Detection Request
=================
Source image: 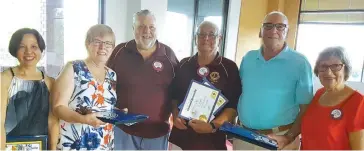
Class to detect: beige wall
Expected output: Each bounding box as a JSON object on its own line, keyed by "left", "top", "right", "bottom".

{"left": 235, "top": 0, "right": 300, "bottom": 66}
{"left": 284, "top": 0, "right": 300, "bottom": 48}
{"left": 235, "top": 0, "right": 267, "bottom": 67}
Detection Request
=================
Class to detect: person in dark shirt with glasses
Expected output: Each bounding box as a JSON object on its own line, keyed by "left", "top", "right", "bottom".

{"left": 168, "top": 21, "right": 242, "bottom": 150}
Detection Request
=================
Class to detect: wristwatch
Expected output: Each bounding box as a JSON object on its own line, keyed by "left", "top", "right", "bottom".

{"left": 210, "top": 123, "right": 217, "bottom": 133}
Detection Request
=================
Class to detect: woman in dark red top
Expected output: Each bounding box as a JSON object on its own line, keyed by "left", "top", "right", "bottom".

{"left": 169, "top": 21, "right": 242, "bottom": 150}
{"left": 301, "top": 46, "right": 364, "bottom": 150}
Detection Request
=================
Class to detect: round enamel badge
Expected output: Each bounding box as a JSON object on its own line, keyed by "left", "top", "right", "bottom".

{"left": 331, "top": 109, "right": 342, "bottom": 120}
{"left": 197, "top": 67, "right": 209, "bottom": 77}
{"left": 153, "top": 61, "right": 163, "bottom": 72}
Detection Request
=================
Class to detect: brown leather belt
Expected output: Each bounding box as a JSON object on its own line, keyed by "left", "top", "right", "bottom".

{"left": 243, "top": 123, "right": 293, "bottom": 135}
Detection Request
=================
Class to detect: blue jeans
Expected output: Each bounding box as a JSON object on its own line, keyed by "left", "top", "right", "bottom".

{"left": 114, "top": 127, "right": 169, "bottom": 150}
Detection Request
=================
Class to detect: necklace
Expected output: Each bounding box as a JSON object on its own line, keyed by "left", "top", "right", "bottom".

{"left": 87, "top": 59, "right": 106, "bottom": 84}
{"left": 89, "top": 59, "right": 105, "bottom": 68}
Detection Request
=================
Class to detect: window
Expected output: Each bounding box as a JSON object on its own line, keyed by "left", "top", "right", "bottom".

{"left": 296, "top": 0, "right": 364, "bottom": 82}
{"left": 64, "top": 0, "right": 100, "bottom": 63}
{"left": 0, "top": 0, "right": 46, "bottom": 69}
{"left": 163, "top": 9, "right": 194, "bottom": 61}
{"left": 193, "top": 0, "right": 228, "bottom": 54}
{"left": 164, "top": 0, "right": 229, "bottom": 60}
{"left": 296, "top": 24, "right": 364, "bottom": 82}
{"left": 0, "top": 0, "right": 101, "bottom": 75}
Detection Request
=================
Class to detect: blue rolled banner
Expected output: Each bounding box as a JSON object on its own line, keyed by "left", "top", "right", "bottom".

{"left": 96, "top": 109, "right": 149, "bottom": 125}
{"left": 219, "top": 122, "right": 278, "bottom": 150}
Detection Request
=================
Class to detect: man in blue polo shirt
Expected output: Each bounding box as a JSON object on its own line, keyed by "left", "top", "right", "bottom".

{"left": 234, "top": 11, "right": 313, "bottom": 150}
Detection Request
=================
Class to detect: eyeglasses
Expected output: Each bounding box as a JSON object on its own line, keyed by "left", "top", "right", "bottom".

{"left": 317, "top": 64, "right": 344, "bottom": 72}
{"left": 197, "top": 33, "right": 218, "bottom": 39}
{"left": 137, "top": 25, "right": 156, "bottom": 31}
{"left": 92, "top": 39, "right": 114, "bottom": 49}
{"left": 262, "top": 23, "right": 287, "bottom": 31}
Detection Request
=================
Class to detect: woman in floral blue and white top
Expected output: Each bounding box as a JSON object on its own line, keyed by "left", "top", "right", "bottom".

{"left": 52, "top": 24, "right": 118, "bottom": 150}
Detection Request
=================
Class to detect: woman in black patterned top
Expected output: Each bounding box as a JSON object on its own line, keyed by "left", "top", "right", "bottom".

{"left": 0, "top": 28, "right": 59, "bottom": 150}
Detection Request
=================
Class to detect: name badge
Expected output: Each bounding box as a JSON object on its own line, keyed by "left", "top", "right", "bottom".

{"left": 331, "top": 109, "right": 343, "bottom": 120}
{"left": 197, "top": 66, "right": 209, "bottom": 77}
{"left": 153, "top": 61, "right": 163, "bottom": 72}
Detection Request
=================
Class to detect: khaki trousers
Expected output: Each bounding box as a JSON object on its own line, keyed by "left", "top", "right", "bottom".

{"left": 233, "top": 128, "right": 300, "bottom": 150}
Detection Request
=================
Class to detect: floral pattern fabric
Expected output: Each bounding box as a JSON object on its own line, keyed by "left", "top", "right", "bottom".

{"left": 57, "top": 60, "right": 117, "bottom": 150}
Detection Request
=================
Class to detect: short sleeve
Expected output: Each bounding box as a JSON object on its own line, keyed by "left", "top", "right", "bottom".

{"left": 162, "top": 46, "right": 180, "bottom": 114}
{"left": 239, "top": 52, "right": 249, "bottom": 77}
{"left": 169, "top": 58, "right": 188, "bottom": 104}
{"left": 295, "top": 58, "right": 314, "bottom": 105}
{"left": 348, "top": 95, "right": 364, "bottom": 132}
{"left": 106, "top": 43, "right": 124, "bottom": 71}
{"left": 166, "top": 69, "right": 178, "bottom": 114}
{"left": 165, "top": 44, "right": 179, "bottom": 101}
{"left": 239, "top": 56, "right": 244, "bottom": 77}
{"left": 222, "top": 61, "right": 242, "bottom": 110}
{"left": 169, "top": 72, "right": 179, "bottom": 102}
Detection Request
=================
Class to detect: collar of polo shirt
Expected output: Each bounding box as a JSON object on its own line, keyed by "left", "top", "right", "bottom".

{"left": 187, "top": 52, "right": 223, "bottom": 65}
{"left": 257, "top": 43, "right": 289, "bottom": 60}
{"left": 124, "top": 39, "right": 167, "bottom": 57}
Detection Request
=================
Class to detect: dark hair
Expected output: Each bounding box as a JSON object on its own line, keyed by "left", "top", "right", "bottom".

{"left": 8, "top": 28, "right": 45, "bottom": 57}
{"left": 314, "top": 46, "right": 351, "bottom": 81}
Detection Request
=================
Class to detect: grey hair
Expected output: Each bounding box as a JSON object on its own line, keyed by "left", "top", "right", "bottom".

{"left": 314, "top": 46, "right": 352, "bottom": 81}
{"left": 196, "top": 21, "right": 220, "bottom": 35}
{"left": 85, "top": 24, "right": 115, "bottom": 47}
{"left": 133, "top": 9, "right": 156, "bottom": 26}
{"left": 263, "top": 11, "right": 289, "bottom": 27}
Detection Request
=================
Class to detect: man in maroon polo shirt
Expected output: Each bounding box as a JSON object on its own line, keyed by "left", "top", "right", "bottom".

{"left": 168, "top": 21, "right": 242, "bottom": 150}
{"left": 106, "top": 9, "right": 178, "bottom": 150}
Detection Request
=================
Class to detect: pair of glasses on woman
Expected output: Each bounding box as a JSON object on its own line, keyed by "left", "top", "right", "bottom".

{"left": 92, "top": 39, "right": 114, "bottom": 49}
{"left": 317, "top": 64, "right": 344, "bottom": 72}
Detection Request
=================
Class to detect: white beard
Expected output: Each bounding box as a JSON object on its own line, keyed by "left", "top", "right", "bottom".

{"left": 141, "top": 39, "right": 156, "bottom": 49}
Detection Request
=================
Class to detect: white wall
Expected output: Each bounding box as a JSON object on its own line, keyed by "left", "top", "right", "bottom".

{"left": 104, "top": 0, "right": 168, "bottom": 44}
{"left": 141, "top": 0, "right": 168, "bottom": 40}
{"left": 224, "top": 0, "right": 241, "bottom": 61}
{"left": 104, "top": 0, "right": 128, "bottom": 44}
{"left": 125, "top": 0, "right": 141, "bottom": 41}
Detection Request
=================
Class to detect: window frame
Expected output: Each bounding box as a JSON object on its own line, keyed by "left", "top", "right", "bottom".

{"left": 99, "top": 0, "right": 105, "bottom": 24}
{"left": 189, "top": 0, "right": 230, "bottom": 56}
{"left": 296, "top": 0, "right": 364, "bottom": 83}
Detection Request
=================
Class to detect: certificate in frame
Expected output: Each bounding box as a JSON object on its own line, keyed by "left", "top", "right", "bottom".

{"left": 178, "top": 80, "right": 220, "bottom": 122}
{"left": 6, "top": 135, "right": 47, "bottom": 151}
{"left": 202, "top": 77, "right": 229, "bottom": 115}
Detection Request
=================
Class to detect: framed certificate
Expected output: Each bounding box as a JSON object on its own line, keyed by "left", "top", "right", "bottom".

{"left": 178, "top": 79, "right": 215, "bottom": 110}
{"left": 178, "top": 80, "right": 220, "bottom": 122}
{"left": 6, "top": 135, "right": 47, "bottom": 150}
{"left": 212, "top": 94, "right": 228, "bottom": 114}
{"left": 219, "top": 122, "right": 278, "bottom": 150}
{"left": 202, "top": 78, "right": 229, "bottom": 115}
